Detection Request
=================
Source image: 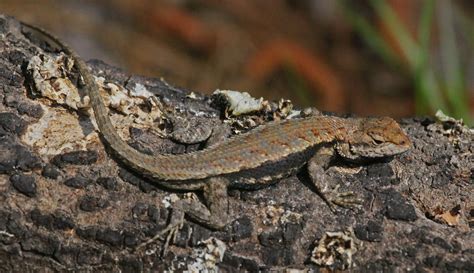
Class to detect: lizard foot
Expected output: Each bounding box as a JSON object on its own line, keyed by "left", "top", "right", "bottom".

{"left": 324, "top": 185, "right": 363, "bottom": 212}
{"left": 135, "top": 204, "right": 185, "bottom": 255}
{"left": 135, "top": 178, "right": 229, "bottom": 255}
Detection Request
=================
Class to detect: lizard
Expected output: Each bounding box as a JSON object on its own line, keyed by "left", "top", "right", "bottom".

{"left": 20, "top": 21, "right": 412, "bottom": 251}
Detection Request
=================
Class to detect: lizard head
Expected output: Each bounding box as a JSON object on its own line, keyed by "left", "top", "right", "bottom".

{"left": 337, "top": 117, "right": 412, "bottom": 161}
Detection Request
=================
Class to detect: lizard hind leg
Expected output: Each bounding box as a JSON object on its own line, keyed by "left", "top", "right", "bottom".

{"left": 188, "top": 176, "right": 230, "bottom": 230}
{"left": 307, "top": 146, "right": 363, "bottom": 212}
{"left": 136, "top": 177, "right": 230, "bottom": 254}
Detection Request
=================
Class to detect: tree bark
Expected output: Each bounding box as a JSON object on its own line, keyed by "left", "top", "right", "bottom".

{"left": 0, "top": 15, "right": 472, "bottom": 272}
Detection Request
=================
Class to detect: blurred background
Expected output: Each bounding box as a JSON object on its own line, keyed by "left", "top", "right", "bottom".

{"left": 2, "top": 0, "right": 473, "bottom": 124}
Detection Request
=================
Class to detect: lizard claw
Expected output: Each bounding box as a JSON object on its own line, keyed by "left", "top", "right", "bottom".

{"left": 160, "top": 221, "right": 183, "bottom": 256}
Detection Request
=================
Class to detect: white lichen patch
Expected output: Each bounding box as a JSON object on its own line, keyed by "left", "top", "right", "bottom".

{"left": 130, "top": 82, "right": 155, "bottom": 99}
{"left": 259, "top": 204, "right": 303, "bottom": 228}
{"left": 103, "top": 81, "right": 131, "bottom": 114}
{"left": 310, "top": 229, "right": 357, "bottom": 269}
{"left": 22, "top": 107, "right": 95, "bottom": 155}
{"left": 276, "top": 98, "right": 294, "bottom": 118}
{"left": 188, "top": 237, "right": 227, "bottom": 272}
{"left": 101, "top": 81, "right": 164, "bottom": 132}
{"left": 262, "top": 204, "right": 285, "bottom": 226}
{"left": 27, "top": 53, "right": 86, "bottom": 110}
{"left": 280, "top": 210, "right": 303, "bottom": 224}
{"left": 212, "top": 89, "right": 264, "bottom": 116}
{"left": 162, "top": 194, "right": 180, "bottom": 208}
{"left": 27, "top": 53, "right": 165, "bottom": 148}
{"left": 434, "top": 109, "right": 473, "bottom": 135}
{"left": 186, "top": 91, "right": 198, "bottom": 99}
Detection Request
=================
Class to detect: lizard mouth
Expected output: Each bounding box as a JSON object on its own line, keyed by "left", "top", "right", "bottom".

{"left": 349, "top": 141, "right": 411, "bottom": 159}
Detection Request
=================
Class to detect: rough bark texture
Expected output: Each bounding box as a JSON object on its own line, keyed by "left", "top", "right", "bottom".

{"left": 0, "top": 15, "right": 473, "bottom": 272}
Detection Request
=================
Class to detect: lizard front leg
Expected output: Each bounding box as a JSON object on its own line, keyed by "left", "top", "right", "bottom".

{"left": 307, "top": 146, "right": 363, "bottom": 211}
{"left": 137, "top": 177, "right": 229, "bottom": 253}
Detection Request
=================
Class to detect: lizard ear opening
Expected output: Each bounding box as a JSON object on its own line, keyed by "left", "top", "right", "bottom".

{"left": 373, "top": 138, "right": 384, "bottom": 145}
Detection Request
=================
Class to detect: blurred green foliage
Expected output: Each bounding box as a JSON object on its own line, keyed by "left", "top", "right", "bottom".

{"left": 340, "top": 0, "right": 472, "bottom": 125}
